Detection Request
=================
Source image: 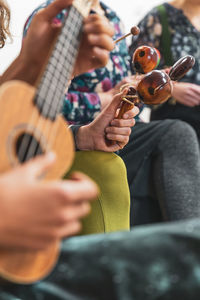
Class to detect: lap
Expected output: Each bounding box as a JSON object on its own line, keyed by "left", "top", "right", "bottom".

{"left": 2, "top": 218, "right": 200, "bottom": 299}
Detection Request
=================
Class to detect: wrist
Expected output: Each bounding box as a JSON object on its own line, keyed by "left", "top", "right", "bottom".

{"left": 171, "top": 81, "right": 179, "bottom": 97}
{"left": 76, "top": 125, "right": 95, "bottom": 151}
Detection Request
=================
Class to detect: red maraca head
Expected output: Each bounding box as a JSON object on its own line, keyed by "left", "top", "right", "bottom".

{"left": 132, "top": 46, "right": 160, "bottom": 74}
{"left": 137, "top": 70, "right": 172, "bottom": 104}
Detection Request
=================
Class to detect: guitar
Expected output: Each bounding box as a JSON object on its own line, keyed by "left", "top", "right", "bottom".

{"left": 0, "top": 0, "right": 94, "bottom": 284}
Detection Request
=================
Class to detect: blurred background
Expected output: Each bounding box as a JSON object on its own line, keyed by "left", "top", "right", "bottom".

{"left": 1, "top": 0, "right": 163, "bottom": 74}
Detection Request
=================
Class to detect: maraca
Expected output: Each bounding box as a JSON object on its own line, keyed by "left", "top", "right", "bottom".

{"left": 169, "top": 55, "right": 195, "bottom": 81}
{"left": 115, "top": 45, "right": 164, "bottom": 119}
{"left": 117, "top": 54, "right": 195, "bottom": 119}
{"left": 132, "top": 45, "right": 161, "bottom": 74}
{"left": 118, "top": 70, "right": 171, "bottom": 121}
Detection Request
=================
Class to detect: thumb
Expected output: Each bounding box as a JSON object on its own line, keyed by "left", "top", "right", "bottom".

{"left": 105, "top": 88, "right": 129, "bottom": 115}
{"left": 22, "top": 152, "right": 56, "bottom": 179}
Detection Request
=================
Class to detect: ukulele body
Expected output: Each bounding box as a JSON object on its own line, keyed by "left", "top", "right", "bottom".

{"left": 0, "top": 80, "right": 74, "bottom": 284}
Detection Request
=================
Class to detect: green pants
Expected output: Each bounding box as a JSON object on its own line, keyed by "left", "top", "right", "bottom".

{"left": 67, "top": 151, "right": 130, "bottom": 234}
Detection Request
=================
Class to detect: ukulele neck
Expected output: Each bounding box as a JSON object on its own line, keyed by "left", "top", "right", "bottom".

{"left": 35, "top": 0, "right": 94, "bottom": 120}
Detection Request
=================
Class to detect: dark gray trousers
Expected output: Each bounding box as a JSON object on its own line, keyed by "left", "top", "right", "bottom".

{"left": 119, "top": 119, "right": 200, "bottom": 225}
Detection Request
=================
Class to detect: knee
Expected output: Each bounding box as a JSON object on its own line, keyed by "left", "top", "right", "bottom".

{"left": 171, "top": 120, "right": 197, "bottom": 140}
{"left": 159, "top": 120, "right": 199, "bottom": 151}
{"left": 70, "top": 151, "right": 130, "bottom": 232}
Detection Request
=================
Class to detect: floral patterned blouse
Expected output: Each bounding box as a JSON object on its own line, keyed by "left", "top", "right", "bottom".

{"left": 24, "top": 1, "right": 131, "bottom": 125}
{"left": 129, "top": 2, "right": 200, "bottom": 124}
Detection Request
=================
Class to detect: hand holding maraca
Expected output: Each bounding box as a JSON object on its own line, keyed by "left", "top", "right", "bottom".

{"left": 115, "top": 43, "right": 195, "bottom": 119}
{"left": 107, "top": 27, "right": 195, "bottom": 147}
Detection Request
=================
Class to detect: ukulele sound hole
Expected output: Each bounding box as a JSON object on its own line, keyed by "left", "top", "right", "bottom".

{"left": 16, "top": 133, "right": 43, "bottom": 163}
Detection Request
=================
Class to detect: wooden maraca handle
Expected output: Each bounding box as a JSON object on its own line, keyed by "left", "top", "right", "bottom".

{"left": 117, "top": 98, "right": 135, "bottom": 119}
{"left": 117, "top": 87, "right": 137, "bottom": 118}
{"left": 114, "top": 26, "right": 140, "bottom": 44}
{"left": 107, "top": 87, "right": 137, "bottom": 146}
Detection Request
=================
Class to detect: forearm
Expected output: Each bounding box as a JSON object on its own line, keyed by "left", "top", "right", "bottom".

{"left": 0, "top": 55, "right": 40, "bottom": 86}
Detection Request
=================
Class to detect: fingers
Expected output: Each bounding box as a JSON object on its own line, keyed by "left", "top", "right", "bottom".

{"left": 87, "top": 33, "right": 114, "bottom": 51}
{"left": 31, "top": 221, "right": 82, "bottom": 249}
{"left": 48, "top": 172, "right": 99, "bottom": 204}
{"left": 91, "top": 47, "right": 110, "bottom": 68}
{"left": 52, "top": 202, "right": 91, "bottom": 226}
{"left": 105, "top": 91, "right": 125, "bottom": 113}
{"left": 84, "top": 14, "right": 114, "bottom": 55}
{"left": 121, "top": 105, "right": 140, "bottom": 119}
{"left": 45, "top": 221, "right": 82, "bottom": 241}
{"left": 57, "top": 221, "right": 82, "bottom": 237}
{"left": 114, "top": 104, "right": 139, "bottom": 122}
{"left": 189, "top": 89, "right": 200, "bottom": 105}
{"left": 84, "top": 14, "right": 114, "bottom": 37}
{"left": 186, "top": 98, "right": 199, "bottom": 106}
{"left": 22, "top": 152, "right": 56, "bottom": 179}
{"left": 75, "top": 13, "right": 114, "bottom": 74}
{"left": 103, "top": 90, "right": 139, "bottom": 121}
{"left": 106, "top": 133, "right": 129, "bottom": 144}
{"left": 40, "top": 0, "right": 73, "bottom": 21}
{"left": 105, "top": 119, "right": 135, "bottom": 144}
{"left": 182, "top": 92, "right": 200, "bottom": 107}
{"left": 111, "top": 118, "right": 136, "bottom": 127}
{"left": 106, "top": 126, "right": 131, "bottom": 136}
{"left": 104, "top": 102, "right": 138, "bottom": 147}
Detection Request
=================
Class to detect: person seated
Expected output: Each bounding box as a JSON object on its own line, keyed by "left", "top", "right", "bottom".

{"left": 0, "top": 0, "right": 137, "bottom": 242}
{"left": 129, "top": 0, "right": 200, "bottom": 140}
{"left": 0, "top": 0, "right": 136, "bottom": 266}
{"left": 20, "top": 0, "right": 139, "bottom": 233}
{"left": 25, "top": 0, "right": 200, "bottom": 226}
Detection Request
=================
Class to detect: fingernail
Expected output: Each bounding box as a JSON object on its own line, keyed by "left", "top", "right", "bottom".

{"left": 52, "top": 18, "right": 62, "bottom": 26}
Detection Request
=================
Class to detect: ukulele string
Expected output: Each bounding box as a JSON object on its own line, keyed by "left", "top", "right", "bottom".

{"left": 17, "top": 105, "right": 41, "bottom": 162}
{"left": 17, "top": 10, "right": 70, "bottom": 163}
{"left": 19, "top": 6, "right": 81, "bottom": 162}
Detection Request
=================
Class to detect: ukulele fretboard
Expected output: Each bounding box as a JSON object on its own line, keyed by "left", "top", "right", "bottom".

{"left": 35, "top": 5, "right": 83, "bottom": 120}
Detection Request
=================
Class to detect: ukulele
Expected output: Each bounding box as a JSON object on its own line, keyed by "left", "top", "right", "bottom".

{"left": 0, "top": 0, "right": 94, "bottom": 284}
